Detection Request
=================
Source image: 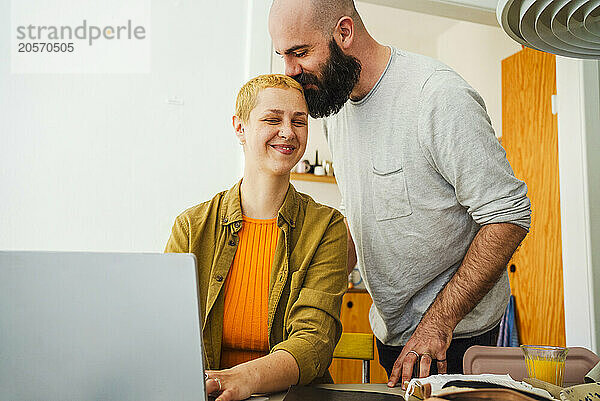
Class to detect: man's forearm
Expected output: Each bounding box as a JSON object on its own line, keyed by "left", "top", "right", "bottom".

{"left": 421, "top": 222, "right": 527, "bottom": 332}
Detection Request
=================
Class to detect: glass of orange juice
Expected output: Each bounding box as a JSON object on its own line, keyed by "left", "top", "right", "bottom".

{"left": 521, "top": 345, "right": 569, "bottom": 386}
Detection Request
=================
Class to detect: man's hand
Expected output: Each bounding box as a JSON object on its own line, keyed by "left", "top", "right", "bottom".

{"left": 387, "top": 222, "right": 526, "bottom": 390}
{"left": 387, "top": 320, "right": 453, "bottom": 389}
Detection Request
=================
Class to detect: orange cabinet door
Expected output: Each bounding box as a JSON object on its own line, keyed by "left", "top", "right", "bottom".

{"left": 501, "top": 47, "right": 565, "bottom": 347}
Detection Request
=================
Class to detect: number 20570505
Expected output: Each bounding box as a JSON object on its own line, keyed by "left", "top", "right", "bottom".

{"left": 18, "top": 42, "right": 74, "bottom": 52}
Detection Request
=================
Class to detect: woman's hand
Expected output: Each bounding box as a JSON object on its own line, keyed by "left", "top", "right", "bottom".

{"left": 204, "top": 350, "right": 298, "bottom": 401}
{"left": 205, "top": 369, "right": 254, "bottom": 401}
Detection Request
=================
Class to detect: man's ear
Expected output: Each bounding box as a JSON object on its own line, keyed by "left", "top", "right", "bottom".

{"left": 233, "top": 115, "right": 246, "bottom": 145}
{"left": 335, "top": 16, "right": 355, "bottom": 50}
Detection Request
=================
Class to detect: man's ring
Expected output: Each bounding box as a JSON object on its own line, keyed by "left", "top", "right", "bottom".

{"left": 214, "top": 377, "right": 222, "bottom": 392}
{"left": 408, "top": 350, "right": 420, "bottom": 358}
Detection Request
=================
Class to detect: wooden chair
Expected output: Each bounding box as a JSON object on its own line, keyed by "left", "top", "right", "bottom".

{"left": 332, "top": 332, "right": 375, "bottom": 383}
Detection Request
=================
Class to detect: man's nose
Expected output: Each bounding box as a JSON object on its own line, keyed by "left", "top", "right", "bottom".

{"left": 284, "top": 59, "right": 302, "bottom": 78}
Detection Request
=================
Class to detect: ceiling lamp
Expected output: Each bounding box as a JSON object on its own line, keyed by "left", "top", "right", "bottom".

{"left": 497, "top": 0, "right": 600, "bottom": 59}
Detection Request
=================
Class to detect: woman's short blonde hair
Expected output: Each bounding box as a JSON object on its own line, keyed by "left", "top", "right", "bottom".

{"left": 235, "top": 74, "right": 304, "bottom": 123}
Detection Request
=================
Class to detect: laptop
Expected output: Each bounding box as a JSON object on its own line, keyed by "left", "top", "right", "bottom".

{"left": 0, "top": 251, "right": 207, "bottom": 401}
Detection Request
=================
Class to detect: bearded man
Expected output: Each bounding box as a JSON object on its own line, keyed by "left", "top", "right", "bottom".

{"left": 269, "top": 0, "right": 531, "bottom": 389}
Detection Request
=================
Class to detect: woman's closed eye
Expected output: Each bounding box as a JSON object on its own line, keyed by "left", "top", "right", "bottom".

{"left": 262, "top": 118, "right": 281, "bottom": 125}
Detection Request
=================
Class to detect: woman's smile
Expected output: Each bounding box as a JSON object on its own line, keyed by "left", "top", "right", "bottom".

{"left": 269, "top": 143, "right": 296, "bottom": 155}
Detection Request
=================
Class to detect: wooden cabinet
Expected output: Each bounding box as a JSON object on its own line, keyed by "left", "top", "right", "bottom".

{"left": 328, "top": 290, "right": 389, "bottom": 384}
{"left": 501, "top": 47, "right": 565, "bottom": 346}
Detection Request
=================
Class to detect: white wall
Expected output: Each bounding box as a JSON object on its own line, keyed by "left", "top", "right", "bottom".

{"left": 436, "top": 21, "right": 522, "bottom": 137}
{"left": 360, "top": 0, "right": 498, "bottom": 26}
{"left": 358, "top": 1, "right": 456, "bottom": 58}
{"left": 0, "top": 1, "right": 271, "bottom": 252}
{"left": 556, "top": 58, "right": 600, "bottom": 353}
{"left": 590, "top": 62, "right": 600, "bottom": 354}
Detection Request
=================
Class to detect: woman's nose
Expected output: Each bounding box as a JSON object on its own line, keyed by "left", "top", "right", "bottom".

{"left": 279, "top": 123, "right": 295, "bottom": 140}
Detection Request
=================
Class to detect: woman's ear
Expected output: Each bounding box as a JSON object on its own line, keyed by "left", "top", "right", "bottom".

{"left": 232, "top": 115, "right": 246, "bottom": 145}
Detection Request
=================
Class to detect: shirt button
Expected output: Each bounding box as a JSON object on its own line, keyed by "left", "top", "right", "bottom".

{"left": 215, "top": 275, "right": 223, "bottom": 282}
{"left": 234, "top": 221, "right": 241, "bottom": 229}
{"left": 223, "top": 217, "right": 228, "bottom": 224}
{"left": 228, "top": 240, "right": 236, "bottom": 246}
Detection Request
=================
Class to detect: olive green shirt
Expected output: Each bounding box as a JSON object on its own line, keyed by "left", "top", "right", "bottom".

{"left": 165, "top": 181, "right": 347, "bottom": 385}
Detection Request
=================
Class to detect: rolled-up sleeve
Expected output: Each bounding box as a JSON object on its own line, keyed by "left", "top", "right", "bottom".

{"left": 418, "top": 69, "right": 531, "bottom": 231}
{"left": 271, "top": 211, "right": 348, "bottom": 385}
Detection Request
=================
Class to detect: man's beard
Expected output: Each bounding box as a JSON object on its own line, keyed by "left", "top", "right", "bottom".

{"left": 293, "top": 39, "right": 361, "bottom": 119}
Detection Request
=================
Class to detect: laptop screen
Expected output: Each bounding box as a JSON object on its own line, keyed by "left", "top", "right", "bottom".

{"left": 0, "top": 251, "right": 206, "bottom": 401}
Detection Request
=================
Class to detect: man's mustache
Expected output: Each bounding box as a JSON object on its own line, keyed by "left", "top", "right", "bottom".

{"left": 292, "top": 72, "right": 320, "bottom": 88}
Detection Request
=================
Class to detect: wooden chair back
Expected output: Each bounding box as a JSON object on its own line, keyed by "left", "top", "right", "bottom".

{"left": 333, "top": 333, "right": 375, "bottom": 383}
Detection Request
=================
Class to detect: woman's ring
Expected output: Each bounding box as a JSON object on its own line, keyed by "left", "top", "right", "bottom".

{"left": 214, "top": 377, "right": 222, "bottom": 392}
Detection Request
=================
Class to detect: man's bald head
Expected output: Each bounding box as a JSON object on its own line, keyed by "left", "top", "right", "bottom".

{"left": 271, "top": 0, "right": 362, "bottom": 36}
{"left": 269, "top": 0, "right": 364, "bottom": 118}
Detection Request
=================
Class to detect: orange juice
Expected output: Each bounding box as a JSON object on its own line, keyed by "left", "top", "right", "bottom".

{"left": 525, "top": 357, "right": 565, "bottom": 385}
{"left": 521, "top": 345, "right": 568, "bottom": 386}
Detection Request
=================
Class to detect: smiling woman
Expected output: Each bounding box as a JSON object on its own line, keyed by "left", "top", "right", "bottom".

{"left": 233, "top": 76, "right": 308, "bottom": 180}
{"left": 165, "top": 74, "right": 348, "bottom": 401}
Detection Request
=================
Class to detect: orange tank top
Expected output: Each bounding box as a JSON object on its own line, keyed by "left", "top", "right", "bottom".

{"left": 220, "top": 215, "right": 279, "bottom": 368}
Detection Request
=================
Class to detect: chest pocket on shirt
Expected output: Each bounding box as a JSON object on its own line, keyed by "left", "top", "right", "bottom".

{"left": 372, "top": 165, "right": 412, "bottom": 221}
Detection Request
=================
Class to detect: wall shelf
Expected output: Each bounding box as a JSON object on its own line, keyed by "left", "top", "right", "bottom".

{"left": 290, "top": 172, "right": 337, "bottom": 184}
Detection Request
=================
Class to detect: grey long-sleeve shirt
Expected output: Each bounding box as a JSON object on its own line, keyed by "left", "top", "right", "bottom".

{"left": 323, "top": 47, "right": 531, "bottom": 346}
